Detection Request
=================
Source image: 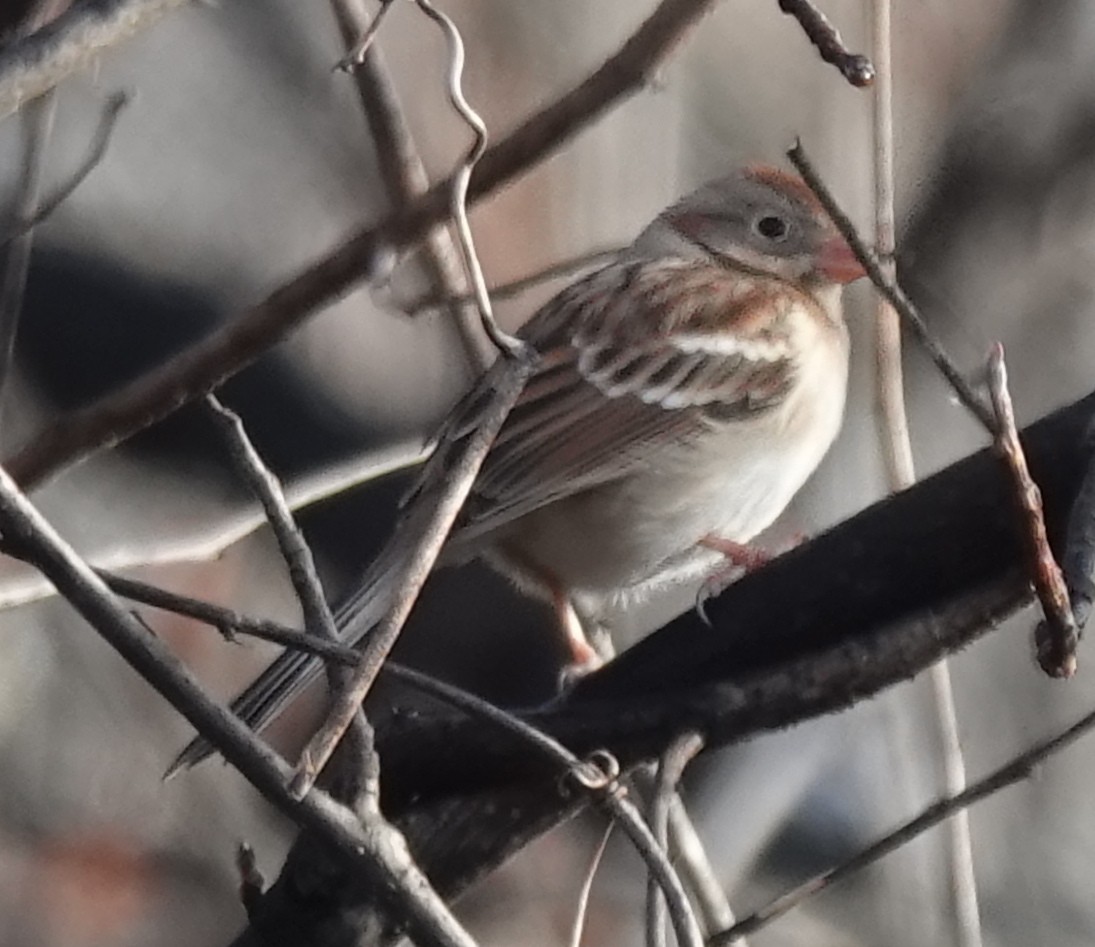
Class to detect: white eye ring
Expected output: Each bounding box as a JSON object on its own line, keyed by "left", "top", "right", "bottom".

{"left": 754, "top": 214, "right": 790, "bottom": 241}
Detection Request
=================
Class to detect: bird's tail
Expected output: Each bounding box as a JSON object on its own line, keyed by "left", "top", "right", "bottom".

{"left": 164, "top": 540, "right": 412, "bottom": 777}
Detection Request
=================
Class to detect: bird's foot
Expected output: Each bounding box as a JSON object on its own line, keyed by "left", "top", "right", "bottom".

{"left": 695, "top": 534, "right": 795, "bottom": 625}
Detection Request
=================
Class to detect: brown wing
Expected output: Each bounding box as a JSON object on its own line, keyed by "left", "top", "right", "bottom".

{"left": 433, "top": 259, "right": 812, "bottom": 543}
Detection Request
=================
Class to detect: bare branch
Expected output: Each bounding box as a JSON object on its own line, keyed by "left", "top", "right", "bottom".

{"left": 987, "top": 345, "right": 1078, "bottom": 677}
{"left": 0, "top": 462, "right": 477, "bottom": 947}
{"left": 205, "top": 395, "right": 339, "bottom": 646}
{"left": 205, "top": 392, "right": 379, "bottom": 803}
{"left": 235, "top": 842, "right": 265, "bottom": 919}
{"left": 331, "top": 0, "right": 487, "bottom": 369}
{"left": 611, "top": 781, "right": 704, "bottom": 947}
{"left": 102, "top": 570, "right": 357, "bottom": 661}
{"left": 0, "top": 439, "right": 428, "bottom": 612}
{"left": 0, "top": 88, "right": 55, "bottom": 409}
{"left": 291, "top": 359, "right": 530, "bottom": 795}
{"left": 0, "top": 89, "right": 129, "bottom": 248}
{"left": 667, "top": 797, "right": 739, "bottom": 936}
{"left": 868, "top": 5, "right": 981, "bottom": 942}
{"left": 289, "top": 0, "right": 532, "bottom": 795}
{"left": 710, "top": 700, "right": 1095, "bottom": 943}
{"left": 568, "top": 822, "right": 614, "bottom": 947}
{"left": 0, "top": 0, "right": 186, "bottom": 119}
{"left": 4, "top": 0, "right": 718, "bottom": 491}
{"left": 334, "top": 0, "right": 395, "bottom": 72}
{"left": 646, "top": 732, "right": 704, "bottom": 947}
{"left": 112, "top": 551, "right": 705, "bottom": 947}
{"left": 400, "top": 245, "right": 624, "bottom": 317}
{"left": 776, "top": 0, "right": 874, "bottom": 86}
{"left": 787, "top": 141, "right": 997, "bottom": 433}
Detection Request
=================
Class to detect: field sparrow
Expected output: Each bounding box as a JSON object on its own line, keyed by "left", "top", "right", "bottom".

{"left": 173, "top": 165, "right": 865, "bottom": 771}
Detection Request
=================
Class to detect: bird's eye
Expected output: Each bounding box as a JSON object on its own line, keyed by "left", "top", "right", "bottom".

{"left": 754, "top": 214, "right": 789, "bottom": 241}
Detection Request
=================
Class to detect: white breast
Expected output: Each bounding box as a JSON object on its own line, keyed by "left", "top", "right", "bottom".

{"left": 502, "top": 311, "right": 850, "bottom": 599}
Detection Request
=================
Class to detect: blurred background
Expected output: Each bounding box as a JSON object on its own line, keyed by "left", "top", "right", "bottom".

{"left": 1, "top": 0, "right": 1094, "bottom": 944}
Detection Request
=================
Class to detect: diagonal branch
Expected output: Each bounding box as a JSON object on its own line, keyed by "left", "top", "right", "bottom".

{"left": 0, "top": 88, "right": 55, "bottom": 409}
{"left": 331, "top": 0, "right": 487, "bottom": 369}
{"left": 710, "top": 697, "right": 1095, "bottom": 943}
{"left": 224, "top": 386, "right": 1095, "bottom": 943}
{"left": 0, "top": 0, "right": 186, "bottom": 119}
{"left": 291, "top": 358, "right": 530, "bottom": 794}
{"left": 5, "top": 0, "right": 720, "bottom": 491}
{"left": 0, "top": 461, "right": 477, "bottom": 947}
{"left": 0, "top": 89, "right": 129, "bottom": 248}
{"left": 788, "top": 141, "right": 996, "bottom": 432}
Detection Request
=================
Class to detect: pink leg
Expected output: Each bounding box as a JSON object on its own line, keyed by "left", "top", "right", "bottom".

{"left": 698, "top": 535, "right": 772, "bottom": 573}
{"left": 549, "top": 584, "right": 602, "bottom": 671}
{"left": 501, "top": 543, "right": 602, "bottom": 673}
{"left": 695, "top": 535, "right": 775, "bottom": 619}
{"left": 695, "top": 534, "right": 811, "bottom": 621}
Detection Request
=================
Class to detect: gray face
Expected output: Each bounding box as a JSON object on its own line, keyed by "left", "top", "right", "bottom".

{"left": 631, "top": 168, "right": 837, "bottom": 283}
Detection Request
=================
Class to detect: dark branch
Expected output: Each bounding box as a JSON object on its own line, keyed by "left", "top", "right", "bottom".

{"left": 776, "top": 0, "right": 874, "bottom": 87}
{"left": 236, "top": 385, "right": 1095, "bottom": 946}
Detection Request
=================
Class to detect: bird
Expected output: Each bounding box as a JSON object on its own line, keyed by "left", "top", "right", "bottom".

{"left": 171, "top": 164, "right": 866, "bottom": 772}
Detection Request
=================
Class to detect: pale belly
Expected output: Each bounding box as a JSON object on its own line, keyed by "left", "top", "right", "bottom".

{"left": 470, "top": 302, "right": 850, "bottom": 610}
{"left": 491, "top": 369, "right": 846, "bottom": 602}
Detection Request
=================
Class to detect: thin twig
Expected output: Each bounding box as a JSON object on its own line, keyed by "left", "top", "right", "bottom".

{"left": 710, "top": 699, "right": 1095, "bottom": 943}
{"left": 926, "top": 660, "right": 981, "bottom": 943}
{"left": 867, "top": 5, "right": 982, "bottom": 944}
{"left": 0, "top": 0, "right": 183, "bottom": 120}
{"left": 106, "top": 565, "right": 597, "bottom": 767}
{"left": 5, "top": 0, "right": 718, "bottom": 491}
{"left": 0, "top": 90, "right": 129, "bottom": 249}
{"left": 568, "top": 821, "right": 614, "bottom": 947}
{"left": 331, "top": 0, "right": 488, "bottom": 370}
{"left": 290, "top": 359, "right": 530, "bottom": 795}
{"left": 0, "top": 88, "right": 55, "bottom": 411}
{"left": 205, "top": 396, "right": 339, "bottom": 647}
{"left": 94, "top": 557, "right": 703, "bottom": 946}
{"left": 776, "top": 0, "right": 875, "bottom": 86}
{"left": 870, "top": 0, "right": 912, "bottom": 493}
{"left": 0, "top": 463, "right": 477, "bottom": 947}
{"left": 412, "top": 0, "right": 518, "bottom": 358}
{"left": 289, "top": 0, "right": 533, "bottom": 795}
{"left": 0, "top": 439, "right": 430, "bottom": 612}
{"left": 400, "top": 245, "right": 624, "bottom": 316}
{"left": 101, "top": 570, "right": 347, "bottom": 656}
{"left": 235, "top": 841, "right": 265, "bottom": 918}
{"left": 646, "top": 732, "right": 704, "bottom": 947}
{"left": 93, "top": 565, "right": 581, "bottom": 760}
{"left": 987, "top": 344, "right": 1078, "bottom": 678}
{"left": 334, "top": 0, "right": 396, "bottom": 72}
{"left": 610, "top": 783, "right": 705, "bottom": 947}
{"left": 204, "top": 393, "right": 379, "bottom": 801}
{"left": 787, "top": 141, "right": 997, "bottom": 434}
{"left": 667, "top": 796, "right": 740, "bottom": 937}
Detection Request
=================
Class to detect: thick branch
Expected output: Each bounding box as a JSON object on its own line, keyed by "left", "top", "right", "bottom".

{"left": 236, "top": 385, "right": 1095, "bottom": 946}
